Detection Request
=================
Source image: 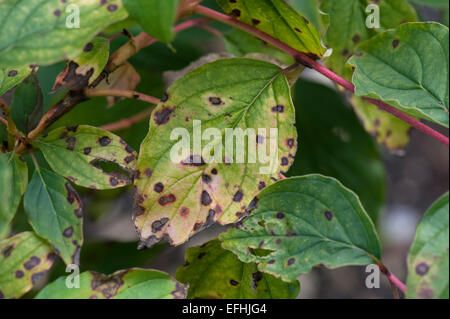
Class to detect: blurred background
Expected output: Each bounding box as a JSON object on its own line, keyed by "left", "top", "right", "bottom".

{"left": 2, "top": 0, "right": 447, "bottom": 299}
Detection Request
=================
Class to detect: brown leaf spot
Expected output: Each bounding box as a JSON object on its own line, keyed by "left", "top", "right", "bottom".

{"left": 233, "top": 190, "right": 243, "bottom": 202}
{"left": 154, "top": 107, "right": 173, "bottom": 125}
{"left": 415, "top": 262, "right": 429, "bottom": 276}
{"left": 1, "top": 245, "right": 14, "bottom": 258}
{"left": 201, "top": 191, "right": 212, "bottom": 206}
{"left": 15, "top": 270, "right": 24, "bottom": 278}
{"left": 24, "top": 256, "right": 41, "bottom": 270}
{"left": 154, "top": 182, "right": 164, "bottom": 193}
{"left": 158, "top": 194, "right": 176, "bottom": 206}
{"left": 151, "top": 218, "right": 169, "bottom": 233}
{"left": 180, "top": 207, "right": 190, "bottom": 217}
{"left": 98, "top": 136, "right": 112, "bottom": 146}
{"left": 63, "top": 226, "right": 74, "bottom": 238}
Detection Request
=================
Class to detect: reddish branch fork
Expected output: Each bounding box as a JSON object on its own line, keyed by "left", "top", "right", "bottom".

{"left": 194, "top": 5, "right": 449, "bottom": 147}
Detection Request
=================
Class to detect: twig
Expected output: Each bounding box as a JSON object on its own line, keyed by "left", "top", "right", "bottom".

{"left": 378, "top": 264, "right": 407, "bottom": 297}
{"left": 100, "top": 107, "right": 156, "bottom": 132}
{"left": 193, "top": 5, "right": 449, "bottom": 147}
{"left": 84, "top": 89, "right": 161, "bottom": 105}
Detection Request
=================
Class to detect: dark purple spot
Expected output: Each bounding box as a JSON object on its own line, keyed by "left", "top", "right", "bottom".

{"left": 151, "top": 218, "right": 169, "bottom": 233}
{"left": 158, "top": 194, "right": 176, "bottom": 206}
{"left": 287, "top": 258, "right": 295, "bottom": 266}
{"left": 109, "top": 177, "right": 119, "bottom": 187}
{"left": 392, "top": 39, "right": 400, "bottom": 49}
{"left": 233, "top": 190, "right": 243, "bottom": 202}
{"left": 281, "top": 157, "right": 289, "bottom": 166}
{"left": 24, "top": 256, "right": 41, "bottom": 270}
{"left": 258, "top": 181, "right": 266, "bottom": 190}
{"left": 8, "top": 70, "right": 18, "bottom": 77}
{"left": 201, "top": 191, "right": 212, "bottom": 206}
{"left": 15, "top": 270, "right": 24, "bottom": 278}
{"left": 252, "top": 19, "right": 260, "bottom": 25}
{"left": 286, "top": 138, "right": 295, "bottom": 148}
{"left": 209, "top": 97, "right": 222, "bottom": 105}
{"left": 352, "top": 34, "right": 360, "bottom": 43}
{"left": 161, "top": 92, "right": 169, "bottom": 102}
{"left": 324, "top": 210, "right": 333, "bottom": 221}
{"left": 229, "top": 279, "right": 239, "bottom": 286}
{"left": 98, "top": 136, "right": 111, "bottom": 146}
{"left": 124, "top": 155, "right": 135, "bottom": 164}
{"left": 231, "top": 9, "right": 241, "bottom": 17}
{"left": 107, "top": 4, "right": 118, "bottom": 12}
{"left": 415, "top": 262, "right": 429, "bottom": 276}
{"left": 276, "top": 212, "right": 285, "bottom": 219}
{"left": 154, "top": 182, "right": 164, "bottom": 193}
{"left": 1, "top": 245, "right": 14, "bottom": 258}
{"left": 211, "top": 168, "right": 218, "bottom": 175}
{"left": 154, "top": 107, "right": 173, "bottom": 125}
{"left": 144, "top": 169, "right": 152, "bottom": 177}
{"left": 63, "top": 226, "right": 74, "bottom": 238}
{"left": 202, "top": 174, "right": 212, "bottom": 184}
{"left": 272, "top": 105, "right": 284, "bottom": 113}
{"left": 83, "top": 42, "right": 93, "bottom": 52}
{"left": 54, "top": 9, "right": 61, "bottom": 16}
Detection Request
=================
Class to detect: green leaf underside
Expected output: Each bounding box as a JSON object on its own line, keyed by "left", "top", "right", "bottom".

{"left": 224, "top": 29, "right": 295, "bottom": 66}
{"left": 123, "top": 0, "right": 180, "bottom": 43}
{"left": 35, "top": 268, "right": 185, "bottom": 299}
{"left": 33, "top": 125, "right": 138, "bottom": 190}
{"left": 220, "top": 175, "right": 381, "bottom": 282}
{"left": 176, "top": 239, "right": 300, "bottom": 299}
{"left": 0, "top": 65, "right": 35, "bottom": 96}
{"left": 349, "top": 22, "right": 449, "bottom": 127}
{"left": 406, "top": 193, "right": 449, "bottom": 299}
{"left": 24, "top": 169, "right": 83, "bottom": 266}
{"left": 320, "top": 0, "right": 418, "bottom": 80}
{"left": 0, "top": 0, "right": 128, "bottom": 67}
{"left": 0, "top": 231, "right": 54, "bottom": 299}
{"left": 0, "top": 153, "right": 28, "bottom": 238}
{"left": 288, "top": 81, "right": 385, "bottom": 221}
{"left": 217, "top": 0, "right": 325, "bottom": 58}
{"left": 135, "top": 58, "right": 297, "bottom": 247}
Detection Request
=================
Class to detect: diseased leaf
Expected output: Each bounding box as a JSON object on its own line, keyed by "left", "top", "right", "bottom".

{"left": 0, "top": 153, "right": 28, "bottom": 238}
{"left": 10, "top": 73, "right": 43, "bottom": 134}
{"left": 320, "top": 0, "right": 418, "bottom": 80}
{"left": 24, "top": 169, "right": 83, "bottom": 266}
{"left": 176, "top": 239, "right": 300, "bottom": 299}
{"left": 0, "top": 231, "right": 54, "bottom": 299}
{"left": 217, "top": 0, "right": 326, "bottom": 58}
{"left": 349, "top": 22, "right": 449, "bottom": 127}
{"left": 36, "top": 268, "right": 185, "bottom": 299}
{"left": 52, "top": 37, "right": 110, "bottom": 92}
{"left": 350, "top": 96, "right": 412, "bottom": 150}
{"left": 123, "top": 0, "right": 180, "bottom": 43}
{"left": 0, "top": 65, "right": 37, "bottom": 97}
{"left": 220, "top": 175, "right": 382, "bottom": 282}
{"left": 135, "top": 58, "right": 297, "bottom": 247}
{"left": 406, "top": 192, "right": 449, "bottom": 299}
{"left": 0, "top": 0, "right": 128, "bottom": 67}
{"left": 288, "top": 81, "right": 385, "bottom": 222}
{"left": 33, "top": 125, "right": 138, "bottom": 190}
{"left": 224, "top": 29, "right": 295, "bottom": 66}
{"left": 288, "top": 0, "right": 322, "bottom": 30}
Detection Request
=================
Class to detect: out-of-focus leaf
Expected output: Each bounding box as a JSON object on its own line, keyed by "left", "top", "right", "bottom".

{"left": 176, "top": 239, "right": 300, "bottom": 299}
{"left": 123, "top": 0, "right": 180, "bottom": 43}
{"left": 0, "top": 231, "right": 54, "bottom": 299}
{"left": 411, "top": 0, "right": 449, "bottom": 7}
{"left": 224, "top": 29, "right": 294, "bottom": 65}
{"left": 10, "top": 73, "right": 43, "bottom": 134}
{"left": 217, "top": 0, "right": 326, "bottom": 58}
{"left": 36, "top": 268, "right": 185, "bottom": 299}
{"left": 220, "top": 175, "right": 382, "bottom": 282}
{"left": 350, "top": 96, "right": 412, "bottom": 150}
{"left": 0, "top": 0, "right": 128, "bottom": 66}
{"left": 0, "top": 65, "right": 36, "bottom": 97}
{"left": 0, "top": 153, "right": 28, "bottom": 238}
{"left": 349, "top": 22, "right": 449, "bottom": 128}
{"left": 52, "top": 37, "right": 110, "bottom": 92}
{"left": 96, "top": 62, "right": 141, "bottom": 107}
{"left": 24, "top": 169, "right": 83, "bottom": 265}
{"left": 406, "top": 192, "right": 449, "bottom": 299}
{"left": 288, "top": 81, "right": 385, "bottom": 221}
{"left": 135, "top": 58, "right": 297, "bottom": 247}
{"left": 33, "top": 125, "right": 138, "bottom": 190}
{"left": 288, "top": 0, "right": 321, "bottom": 30}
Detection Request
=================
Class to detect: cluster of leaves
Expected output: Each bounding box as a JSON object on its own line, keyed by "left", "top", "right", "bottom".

{"left": 0, "top": 0, "right": 448, "bottom": 299}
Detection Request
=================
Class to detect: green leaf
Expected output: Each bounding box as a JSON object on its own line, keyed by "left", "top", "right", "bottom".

{"left": 220, "top": 175, "right": 382, "bottom": 282}
{"left": 10, "top": 73, "right": 43, "bottom": 134}
{"left": 123, "top": 0, "right": 180, "bottom": 43}
{"left": 350, "top": 96, "right": 412, "bottom": 150}
{"left": 349, "top": 22, "right": 449, "bottom": 127}
{"left": 0, "top": 65, "right": 36, "bottom": 96}
{"left": 52, "top": 37, "right": 110, "bottom": 91}
{"left": 406, "top": 192, "right": 449, "bottom": 299}
{"left": 0, "top": 0, "right": 128, "bottom": 67}
{"left": 176, "top": 239, "right": 300, "bottom": 299}
{"left": 0, "top": 153, "right": 28, "bottom": 238}
{"left": 224, "top": 29, "right": 295, "bottom": 65}
{"left": 24, "top": 169, "right": 83, "bottom": 265}
{"left": 33, "top": 125, "right": 138, "bottom": 190}
{"left": 134, "top": 58, "right": 297, "bottom": 247}
{"left": 0, "top": 231, "right": 54, "bottom": 299}
{"left": 36, "top": 268, "right": 185, "bottom": 299}
{"left": 217, "top": 0, "right": 326, "bottom": 58}
{"left": 287, "top": 81, "right": 385, "bottom": 221}
{"left": 320, "top": 0, "right": 418, "bottom": 80}
{"left": 288, "top": 0, "right": 322, "bottom": 30}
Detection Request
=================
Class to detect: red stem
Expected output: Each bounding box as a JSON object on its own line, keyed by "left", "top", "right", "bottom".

{"left": 194, "top": 5, "right": 449, "bottom": 147}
